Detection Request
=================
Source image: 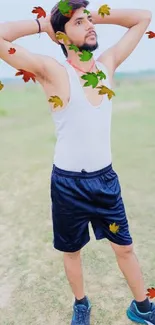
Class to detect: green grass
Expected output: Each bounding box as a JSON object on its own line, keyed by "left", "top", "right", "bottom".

{"left": 0, "top": 79, "right": 155, "bottom": 325}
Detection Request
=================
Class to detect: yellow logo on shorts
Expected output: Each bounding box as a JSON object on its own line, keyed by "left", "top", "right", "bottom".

{"left": 109, "top": 222, "right": 120, "bottom": 234}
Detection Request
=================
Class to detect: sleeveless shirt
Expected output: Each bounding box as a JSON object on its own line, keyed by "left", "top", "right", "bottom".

{"left": 50, "top": 60, "right": 113, "bottom": 172}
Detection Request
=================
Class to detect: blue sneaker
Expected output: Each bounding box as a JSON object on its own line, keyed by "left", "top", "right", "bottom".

{"left": 71, "top": 296, "right": 92, "bottom": 325}
{"left": 127, "top": 300, "right": 155, "bottom": 324}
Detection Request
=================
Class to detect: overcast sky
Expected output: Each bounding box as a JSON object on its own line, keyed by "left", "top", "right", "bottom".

{"left": 0, "top": 0, "right": 155, "bottom": 77}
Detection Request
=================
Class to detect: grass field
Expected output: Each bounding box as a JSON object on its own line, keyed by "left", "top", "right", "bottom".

{"left": 0, "top": 79, "right": 155, "bottom": 325}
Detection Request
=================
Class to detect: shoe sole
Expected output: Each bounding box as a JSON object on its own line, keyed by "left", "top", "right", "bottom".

{"left": 126, "top": 308, "right": 153, "bottom": 325}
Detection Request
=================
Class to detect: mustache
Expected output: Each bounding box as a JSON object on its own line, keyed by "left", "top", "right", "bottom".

{"left": 86, "top": 31, "right": 97, "bottom": 37}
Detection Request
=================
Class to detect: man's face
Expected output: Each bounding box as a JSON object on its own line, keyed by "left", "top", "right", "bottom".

{"left": 64, "top": 7, "right": 99, "bottom": 52}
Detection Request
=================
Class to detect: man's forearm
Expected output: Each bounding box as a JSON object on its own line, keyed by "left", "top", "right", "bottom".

{"left": 92, "top": 9, "right": 152, "bottom": 28}
{"left": 0, "top": 18, "right": 48, "bottom": 42}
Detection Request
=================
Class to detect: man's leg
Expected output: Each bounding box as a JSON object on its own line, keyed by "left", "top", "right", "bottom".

{"left": 63, "top": 250, "right": 85, "bottom": 300}
{"left": 110, "top": 242, "right": 148, "bottom": 302}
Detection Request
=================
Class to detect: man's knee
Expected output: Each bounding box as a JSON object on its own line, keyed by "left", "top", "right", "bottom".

{"left": 110, "top": 242, "right": 134, "bottom": 258}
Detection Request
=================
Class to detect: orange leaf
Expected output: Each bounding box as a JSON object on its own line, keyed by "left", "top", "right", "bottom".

{"left": 8, "top": 47, "right": 16, "bottom": 54}
{"left": 146, "top": 31, "right": 155, "bottom": 39}
{"left": 32, "top": 6, "right": 46, "bottom": 19}
{"left": 146, "top": 287, "right": 155, "bottom": 299}
{"left": 15, "top": 69, "right": 36, "bottom": 83}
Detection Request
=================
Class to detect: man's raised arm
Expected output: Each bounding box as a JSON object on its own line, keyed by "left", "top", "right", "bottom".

{"left": 0, "top": 15, "right": 57, "bottom": 79}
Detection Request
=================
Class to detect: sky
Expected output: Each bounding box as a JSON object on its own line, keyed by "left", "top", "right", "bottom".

{"left": 0, "top": 0, "right": 155, "bottom": 78}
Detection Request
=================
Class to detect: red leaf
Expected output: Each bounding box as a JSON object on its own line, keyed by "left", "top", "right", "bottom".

{"left": 63, "top": 9, "right": 75, "bottom": 18}
{"left": 146, "top": 287, "right": 155, "bottom": 299}
{"left": 146, "top": 31, "right": 155, "bottom": 39}
{"left": 15, "top": 69, "right": 36, "bottom": 83}
{"left": 32, "top": 6, "right": 46, "bottom": 19}
{"left": 8, "top": 47, "right": 16, "bottom": 54}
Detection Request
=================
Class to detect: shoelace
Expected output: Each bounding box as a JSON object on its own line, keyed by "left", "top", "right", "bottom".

{"left": 75, "top": 306, "right": 88, "bottom": 324}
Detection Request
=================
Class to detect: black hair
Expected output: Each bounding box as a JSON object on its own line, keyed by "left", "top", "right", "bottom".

{"left": 50, "top": 0, "right": 89, "bottom": 57}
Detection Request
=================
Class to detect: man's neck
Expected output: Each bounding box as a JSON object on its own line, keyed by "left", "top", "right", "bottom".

{"left": 67, "top": 54, "right": 95, "bottom": 71}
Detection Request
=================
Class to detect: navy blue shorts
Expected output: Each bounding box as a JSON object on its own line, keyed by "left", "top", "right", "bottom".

{"left": 50, "top": 163, "right": 133, "bottom": 252}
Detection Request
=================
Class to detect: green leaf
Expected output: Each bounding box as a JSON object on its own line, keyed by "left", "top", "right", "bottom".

{"left": 96, "top": 70, "right": 106, "bottom": 80}
{"left": 83, "top": 9, "right": 90, "bottom": 15}
{"left": 58, "top": 0, "right": 73, "bottom": 15}
{"left": 79, "top": 50, "right": 93, "bottom": 62}
{"left": 68, "top": 44, "right": 79, "bottom": 52}
{"left": 81, "top": 72, "right": 99, "bottom": 88}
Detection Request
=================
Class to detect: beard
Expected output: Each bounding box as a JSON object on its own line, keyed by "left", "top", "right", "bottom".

{"left": 78, "top": 41, "right": 99, "bottom": 52}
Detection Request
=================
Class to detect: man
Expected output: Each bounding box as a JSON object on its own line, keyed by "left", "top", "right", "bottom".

{"left": 0, "top": 1, "right": 153, "bottom": 324}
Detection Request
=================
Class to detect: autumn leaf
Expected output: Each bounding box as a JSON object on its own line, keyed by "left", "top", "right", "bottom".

{"left": 68, "top": 44, "right": 79, "bottom": 52}
{"left": 146, "top": 31, "right": 155, "bottom": 39}
{"left": 146, "top": 287, "right": 155, "bottom": 299}
{"left": 81, "top": 72, "right": 99, "bottom": 88}
{"left": 79, "top": 50, "right": 93, "bottom": 62}
{"left": 96, "top": 85, "right": 115, "bottom": 100}
{"left": 32, "top": 6, "right": 46, "bottom": 19}
{"left": 83, "top": 9, "right": 90, "bottom": 15}
{"left": 109, "top": 222, "right": 119, "bottom": 234}
{"left": 96, "top": 70, "right": 106, "bottom": 80}
{"left": 0, "top": 81, "right": 4, "bottom": 91}
{"left": 58, "top": 0, "right": 73, "bottom": 17}
{"left": 8, "top": 48, "right": 16, "bottom": 54}
{"left": 56, "top": 32, "right": 70, "bottom": 45}
{"left": 98, "top": 4, "right": 111, "bottom": 18}
{"left": 15, "top": 69, "right": 36, "bottom": 83}
{"left": 48, "top": 96, "right": 63, "bottom": 108}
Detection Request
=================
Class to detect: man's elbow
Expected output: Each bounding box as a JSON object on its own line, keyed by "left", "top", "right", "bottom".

{"left": 144, "top": 10, "right": 152, "bottom": 21}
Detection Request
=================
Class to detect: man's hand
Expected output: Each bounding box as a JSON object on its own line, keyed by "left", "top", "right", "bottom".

{"left": 41, "top": 14, "right": 59, "bottom": 44}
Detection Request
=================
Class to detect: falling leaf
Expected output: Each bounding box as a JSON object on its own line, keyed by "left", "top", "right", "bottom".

{"left": 81, "top": 72, "right": 99, "bottom": 88}
{"left": 146, "top": 31, "right": 155, "bottom": 39}
{"left": 96, "top": 85, "right": 115, "bottom": 100}
{"left": 79, "top": 50, "right": 93, "bottom": 62}
{"left": 15, "top": 69, "right": 36, "bottom": 83}
{"left": 56, "top": 32, "right": 70, "bottom": 45}
{"left": 8, "top": 48, "right": 16, "bottom": 54}
{"left": 48, "top": 96, "right": 63, "bottom": 108}
{"left": 98, "top": 4, "right": 111, "bottom": 18}
{"left": 0, "top": 81, "right": 4, "bottom": 91}
{"left": 58, "top": 0, "right": 73, "bottom": 17}
{"left": 32, "top": 6, "right": 46, "bottom": 19}
{"left": 96, "top": 70, "right": 106, "bottom": 80}
{"left": 109, "top": 222, "right": 119, "bottom": 234}
{"left": 68, "top": 44, "right": 79, "bottom": 52}
{"left": 83, "top": 9, "right": 90, "bottom": 15}
{"left": 146, "top": 287, "right": 155, "bottom": 299}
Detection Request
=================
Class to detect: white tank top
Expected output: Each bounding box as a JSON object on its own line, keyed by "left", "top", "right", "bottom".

{"left": 51, "top": 60, "right": 113, "bottom": 172}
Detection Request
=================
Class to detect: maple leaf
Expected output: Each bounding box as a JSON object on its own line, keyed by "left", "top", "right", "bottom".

{"left": 79, "top": 50, "right": 93, "bottom": 62}
{"left": 98, "top": 4, "right": 111, "bottom": 18}
{"left": 96, "top": 70, "right": 106, "bottom": 80}
{"left": 146, "top": 287, "right": 155, "bottom": 299}
{"left": 83, "top": 9, "right": 90, "bottom": 15}
{"left": 0, "top": 81, "right": 4, "bottom": 91}
{"left": 96, "top": 85, "right": 115, "bottom": 100}
{"left": 109, "top": 222, "right": 119, "bottom": 234}
{"left": 8, "top": 48, "right": 16, "bottom": 54}
{"left": 58, "top": 0, "right": 73, "bottom": 17}
{"left": 32, "top": 6, "right": 46, "bottom": 19}
{"left": 146, "top": 31, "right": 155, "bottom": 39}
{"left": 48, "top": 96, "right": 63, "bottom": 108}
{"left": 81, "top": 72, "right": 99, "bottom": 88}
{"left": 68, "top": 44, "right": 79, "bottom": 52}
{"left": 15, "top": 69, "right": 36, "bottom": 83}
{"left": 56, "top": 32, "right": 70, "bottom": 45}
